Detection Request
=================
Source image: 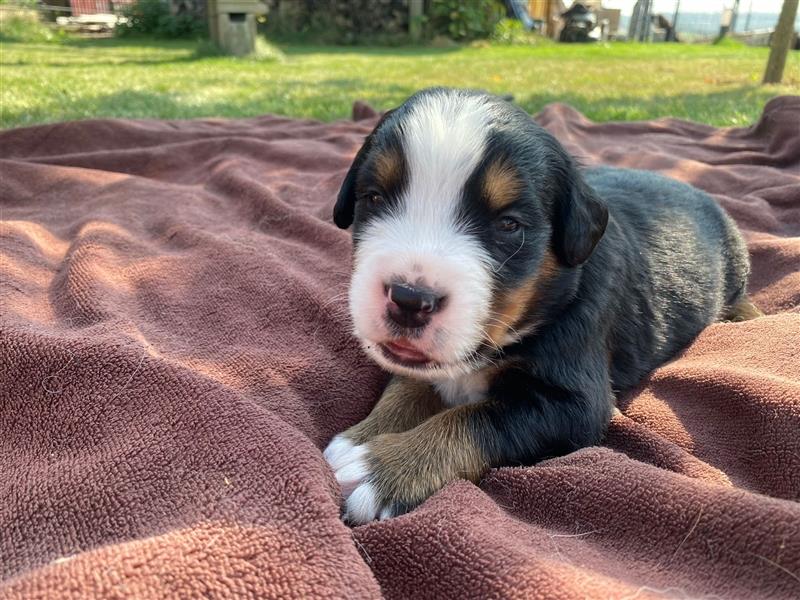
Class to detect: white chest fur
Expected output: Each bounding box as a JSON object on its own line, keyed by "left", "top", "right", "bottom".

{"left": 434, "top": 369, "right": 492, "bottom": 407}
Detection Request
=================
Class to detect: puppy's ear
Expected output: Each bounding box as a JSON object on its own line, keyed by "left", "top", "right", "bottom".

{"left": 333, "top": 109, "right": 394, "bottom": 229}
{"left": 552, "top": 166, "right": 608, "bottom": 267}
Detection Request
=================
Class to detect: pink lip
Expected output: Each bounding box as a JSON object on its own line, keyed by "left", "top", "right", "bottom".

{"left": 381, "top": 339, "right": 431, "bottom": 366}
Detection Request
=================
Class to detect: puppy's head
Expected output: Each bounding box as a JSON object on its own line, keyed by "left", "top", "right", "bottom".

{"left": 335, "top": 88, "right": 607, "bottom": 380}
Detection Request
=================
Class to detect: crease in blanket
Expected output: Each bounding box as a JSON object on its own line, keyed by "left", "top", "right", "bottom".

{"left": 1, "top": 96, "right": 799, "bottom": 600}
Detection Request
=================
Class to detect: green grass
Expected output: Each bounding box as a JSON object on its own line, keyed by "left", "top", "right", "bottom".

{"left": 0, "top": 10, "right": 70, "bottom": 44}
{"left": 1, "top": 35, "right": 798, "bottom": 129}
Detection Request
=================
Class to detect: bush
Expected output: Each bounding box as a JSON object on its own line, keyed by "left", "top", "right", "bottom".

{"left": 262, "top": 0, "right": 409, "bottom": 45}
{"left": 262, "top": 0, "right": 504, "bottom": 44}
{"left": 426, "top": 0, "right": 504, "bottom": 42}
{"left": 491, "top": 18, "right": 551, "bottom": 46}
{"left": 0, "top": 10, "right": 70, "bottom": 43}
{"left": 116, "top": 0, "right": 206, "bottom": 38}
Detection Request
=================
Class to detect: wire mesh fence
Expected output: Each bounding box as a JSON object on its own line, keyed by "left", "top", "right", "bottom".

{"left": 622, "top": 0, "right": 800, "bottom": 43}
{"left": 523, "top": 1, "right": 796, "bottom": 45}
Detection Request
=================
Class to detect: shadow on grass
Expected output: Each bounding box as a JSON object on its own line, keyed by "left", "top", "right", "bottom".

{"left": 0, "top": 36, "right": 238, "bottom": 67}
{"left": 515, "top": 86, "right": 777, "bottom": 125}
{"left": 4, "top": 84, "right": 777, "bottom": 129}
{"left": 279, "top": 44, "right": 463, "bottom": 57}
{"left": 0, "top": 78, "right": 418, "bottom": 127}
{"left": 2, "top": 34, "right": 466, "bottom": 66}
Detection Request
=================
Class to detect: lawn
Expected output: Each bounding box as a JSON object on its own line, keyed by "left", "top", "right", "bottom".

{"left": 1, "top": 36, "right": 798, "bottom": 129}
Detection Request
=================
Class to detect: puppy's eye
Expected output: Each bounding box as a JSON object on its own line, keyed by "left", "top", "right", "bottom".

{"left": 368, "top": 192, "right": 383, "bottom": 205}
{"left": 496, "top": 216, "right": 520, "bottom": 233}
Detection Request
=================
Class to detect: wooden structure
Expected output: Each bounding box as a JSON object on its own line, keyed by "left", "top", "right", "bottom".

{"left": 595, "top": 6, "right": 621, "bottom": 40}
{"left": 208, "top": 0, "right": 265, "bottom": 56}
{"left": 409, "top": 0, "right": 423, "bottom": 43}
{"left": 526, "top": 0, "right": 565, "bottom": 39}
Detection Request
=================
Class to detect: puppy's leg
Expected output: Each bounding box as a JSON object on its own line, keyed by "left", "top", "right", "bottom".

{"left": 334, "top": 374, "right": 611, "bottom": 524}
{"left": 337, "top": 376, "right": 444, "bottom": 444}
{"left": 724, "top": 296, "right": 764, "bottom": 322}
{"left": 323, "top": 376, "right": 443, "bottom": 472}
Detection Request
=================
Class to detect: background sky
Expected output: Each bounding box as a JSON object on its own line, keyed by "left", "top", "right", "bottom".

{"left": 595, "top": 1, "right": 786, "bottom": 16}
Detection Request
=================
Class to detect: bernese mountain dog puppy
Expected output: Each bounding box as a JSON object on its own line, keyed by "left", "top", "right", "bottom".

{"left": 324, "top": 87, "right": 759, "bottom": 524}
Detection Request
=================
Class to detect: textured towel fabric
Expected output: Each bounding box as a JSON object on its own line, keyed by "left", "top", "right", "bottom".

{"left": 1, "top": 97, "right": 798, "bottom": 600}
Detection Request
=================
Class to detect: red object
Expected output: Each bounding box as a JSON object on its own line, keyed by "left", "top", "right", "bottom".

{"left": 69, "top": 0, "right": 135, "bottom": 16}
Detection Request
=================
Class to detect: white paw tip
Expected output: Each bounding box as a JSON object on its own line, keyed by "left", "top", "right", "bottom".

{"left": 345, "top": 482, "right": 379, "bottom": 524}
{"left": 323, "top": 435, "right": 356, "bottom": 470}
{"left": 334, "top": 452, "right": 370, "bottom": 496}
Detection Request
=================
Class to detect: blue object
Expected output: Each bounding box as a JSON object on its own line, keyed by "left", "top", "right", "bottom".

{"left": 506, "top": 0, "right": 535, "bottom": 30}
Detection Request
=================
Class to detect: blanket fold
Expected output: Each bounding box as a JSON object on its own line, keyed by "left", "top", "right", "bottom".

{"left": 1, "top": 97, "right": 798, "bottom": 599}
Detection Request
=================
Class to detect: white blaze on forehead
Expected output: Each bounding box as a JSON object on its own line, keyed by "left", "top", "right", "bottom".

{"left": 400, "top": 91, "right": 493, "bottom": 225}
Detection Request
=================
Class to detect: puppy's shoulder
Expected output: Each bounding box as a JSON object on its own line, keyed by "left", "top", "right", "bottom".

{"left": 584, "top": 166, "right": 711, "bottom": 205}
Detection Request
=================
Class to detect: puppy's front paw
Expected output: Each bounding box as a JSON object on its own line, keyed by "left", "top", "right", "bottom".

{"left": 324, "top": 434, "right": 387, "bottom": 523}
{"left": 324, "top": 434, "right": 426, "bottom": 524}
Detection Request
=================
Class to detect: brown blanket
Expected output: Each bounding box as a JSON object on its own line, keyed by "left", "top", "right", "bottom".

{"left": 1, "top": 97, "right": 798, "bottom": 600}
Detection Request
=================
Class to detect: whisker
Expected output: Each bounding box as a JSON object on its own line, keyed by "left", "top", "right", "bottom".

{"left": 319, "top": 292, "right": 350, "bottom": 310}
{"left": 492, "top": 230, "right": 525, "bottom": 273}
{"left": 487, "top": 311, "right": 520, "bottom": 327}
{"left": 485, "top": 316, "right": 520, "bottom": 340}
{"left": 480, "top": 330, "right": 503, "bottom": 353}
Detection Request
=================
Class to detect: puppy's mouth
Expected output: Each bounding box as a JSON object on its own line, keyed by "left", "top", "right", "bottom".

{"left": 375, "top": 339, "right": 490, "bottom": 379}
{"left": 379, "top": 339, "right": 435, "bottom": 368}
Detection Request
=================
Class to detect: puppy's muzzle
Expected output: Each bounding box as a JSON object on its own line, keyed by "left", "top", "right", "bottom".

{"left": 386, "top": 282, "right": 446, "bottom": 329}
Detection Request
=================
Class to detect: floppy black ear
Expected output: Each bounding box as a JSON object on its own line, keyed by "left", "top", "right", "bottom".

{"left": 552, "top": 168, "right": 608, "bottom": 267}
{"left": 333, "top": 144, "right": 369, "bottom": 229}
{"left": 333, "top": 109, "right": 394, "bottom": 229}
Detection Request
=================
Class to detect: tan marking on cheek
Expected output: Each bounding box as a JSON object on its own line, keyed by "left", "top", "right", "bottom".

{"left": 483, "top": 161, "right": 523, "bottom": 211}
{"left": 345, "top": 376, "right": 443, "bottom": 445}
{"left": 485, "top": 250, "right": 558, "bottom": 347}
{"left": 374, "top": 149, "right": 403, "bottom": 192}
{"left": 367, "top": 404, "right": 488, "bottom": 506}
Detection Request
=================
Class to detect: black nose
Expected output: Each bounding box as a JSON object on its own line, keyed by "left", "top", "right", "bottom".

{"left": 387, "top": 283, "right": 445, "bottom": 329}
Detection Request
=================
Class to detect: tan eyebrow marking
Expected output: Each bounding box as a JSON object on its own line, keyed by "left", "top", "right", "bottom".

{"left": 482, "top": 160, "right": 523, "bottom": 211}
{"left": 374, "top": 148, "right": 404, "bottom": 191}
